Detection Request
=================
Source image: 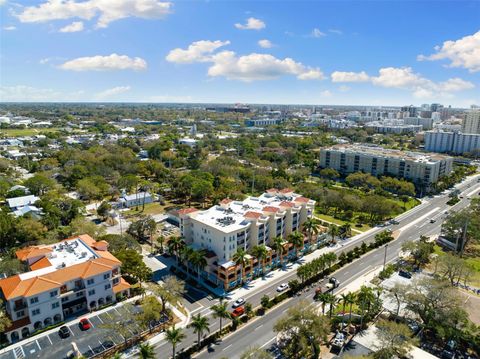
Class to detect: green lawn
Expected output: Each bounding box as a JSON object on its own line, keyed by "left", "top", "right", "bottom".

{"left": 123, "top": 201, "right": 175, "bottom": 218}
{"left": 0, "top": 127, "right": 61, "bottom": 137}
{"left": 314, "top": 212, "right": 372, "bottom": 233}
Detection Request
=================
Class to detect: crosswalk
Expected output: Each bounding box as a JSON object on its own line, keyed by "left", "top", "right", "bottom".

{"left": 13, "top": 346, "right": 24, "bottom": 359}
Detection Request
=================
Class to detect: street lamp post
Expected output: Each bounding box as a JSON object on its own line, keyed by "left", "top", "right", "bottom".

{"left": 383, "top": 244, "right": 388, "bottom": 271}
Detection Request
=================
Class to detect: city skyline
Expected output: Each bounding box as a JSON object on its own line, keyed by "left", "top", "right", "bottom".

{"left": 1, "top": 1, "right": 479, "bottom": 107}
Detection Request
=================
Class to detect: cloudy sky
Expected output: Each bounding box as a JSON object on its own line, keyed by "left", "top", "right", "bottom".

{"left": 0, "top": 0, "right": 479, "bottom": 107}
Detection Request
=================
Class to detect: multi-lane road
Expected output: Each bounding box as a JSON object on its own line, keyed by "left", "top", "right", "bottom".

{"left": 153, "top": 173, "right": 480, "bottom": 359}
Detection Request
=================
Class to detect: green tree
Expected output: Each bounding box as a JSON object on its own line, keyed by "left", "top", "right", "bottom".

{"left": 167, "top": 236, "right": 184, "bottom": 267}
{"left": 287, "top": 231, "right": 304, "bottom": 258}
{"left": 272, "top": 236, "right": 285, "bottom": 267}
{"left": 23, "top": 173, "right": 56, "bottom": 195}
{"left": 0, "top": 299, "right": 12, "bottom": 333}
{"left": 240, "top": 346, "right": 274, "bottom": 359}
{"left": 97, "top": 201, "right": 112, "bottom": 220}
{"left": 232, "top": 248, "right": 249, "bottom": 284}
{"left": 374, "top": 320, "right": 419, "bottom": 359}
{"left": 261, "top": 295, "right": 270, "bottom": 310}
{"left": 188, "top": 314, "right": 210, "bottom": 349}
{"left": 137, "top": 342, "right": 155, "bottom": 359}
{"left": 138, "top": 295, "right": 163, "bottom": 332}
{"left": 303, "top": 217, "right": 320, "bottom": 245}
{"left": 211, "top": 300, "right": 231, "bottom": 335}
{"left": 127, "top": 215, "right": 157, "bottom": 243}
{"left": 251, "top": 245, "right": 268, "bottom": 276}
{"left": 328, "top": 224, "right": 339, "bottom": 243}
{"left": 115, "top": 249, "right": 152, "bottom": 285}
{"left": 165, "top": 325, "right": 185, "bottom": 359}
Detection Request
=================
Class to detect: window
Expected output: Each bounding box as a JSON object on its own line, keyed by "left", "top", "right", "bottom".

{"left": 76, "top": 292, "right": 83, "bottom": 298}
{"left": 112, "top": 278, "right": 119, "bottom": 285}
{"left": 50, "top": 290, "right": 58, "bottom": 297}
{"left": 61, "top": 296, "right": 69, "bottom": 302}
{"left": 104, "top": 284, "right": 111, "bottom": 290}
{"left": 103, "top": 273, "right": 110, "bottom": 280}
{"left": 32, "top": 309, "right": 40, "bottom": 316}
{"left": 87, "top": 278, "right": 95, "bottom": 285}
{"left": 16, "top": 310, "right": 25, "bottom": 318}
{"left": 88, "top": 289, "right": 95, "bottom": 296}
{"left": 30, "top": 297, "right": 39, "bottom": 304}
{"left": 52, "top": 302, "right": 59, "bottom": 309}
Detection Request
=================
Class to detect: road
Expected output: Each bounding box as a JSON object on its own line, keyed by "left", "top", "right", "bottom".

{"left": 154, "top": 173, "right": 480, "bottom": 359}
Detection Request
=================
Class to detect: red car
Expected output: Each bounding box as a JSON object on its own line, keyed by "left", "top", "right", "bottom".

{"left": 79, "top": 318, "right": 91, "bottom": 331}
{"left": 231, "top": 307, "right": 245, "bottom": 317}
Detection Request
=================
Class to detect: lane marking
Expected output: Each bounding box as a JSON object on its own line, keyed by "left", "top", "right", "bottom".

{"left": 222, "top": 344, "right": 233, "bottom": 351}
{"left": 254, "top": 324, "right": 263, "bottom": 331}
{"left": 260, "top": 336, "right": 276, "bottom": 349}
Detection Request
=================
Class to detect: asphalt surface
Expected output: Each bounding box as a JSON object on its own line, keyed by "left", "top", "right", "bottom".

{"left": 154, "top": 173, "right": 480, "bottom": 359}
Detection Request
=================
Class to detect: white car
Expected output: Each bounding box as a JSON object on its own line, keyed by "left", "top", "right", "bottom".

{"left": 276, "top": 283, "right": 289, "bottom": 292}
{"left": 232, "top": 298, "right": 245, "bottom": 308}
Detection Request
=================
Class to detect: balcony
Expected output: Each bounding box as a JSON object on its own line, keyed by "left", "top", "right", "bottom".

{"left": 13, "top": 302, "right": 27, "bottom": 311}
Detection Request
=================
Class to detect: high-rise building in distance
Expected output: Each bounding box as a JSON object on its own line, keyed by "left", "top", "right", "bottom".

{"left": 462, "top": 110, "right": 480, "bottom": 134}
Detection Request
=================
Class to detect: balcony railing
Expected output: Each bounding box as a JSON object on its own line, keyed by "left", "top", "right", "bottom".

{"left": 13, "top": 302, "right": 27, "bottom": 311}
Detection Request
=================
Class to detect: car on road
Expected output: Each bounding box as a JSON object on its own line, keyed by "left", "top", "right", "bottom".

{"left": 79, "top": 318, "right": 91, "bottom": 331}
{"left": 326, "top": 277, "right": 340, "bottom": 291}
{"left": 58, "top": 325, "right": 70, "bottom": 338}
{"left": 277, "top": 283, "right": 289, "bottom": 292}
{"left": 399, "top": 270, "right": 412, "bottom": 279}
{"left": 390, "top": 219, "right": 400, "bottom": 225}
{"left": 231, "top": 307, "right": 245, "bottom": 317}
{"left": 232, "top": 298, "right": 245, "bottom": 308}
{"left": 332, "top": 332, "right": 346, "bottom": 348}
{"left": 430, "top": 219, "right": 436, "bottom": 223}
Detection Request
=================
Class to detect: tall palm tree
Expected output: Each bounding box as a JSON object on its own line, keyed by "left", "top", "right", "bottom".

{"left": 340, "top": 223, "right": 352, "bottom": 239}
{"left": 156, "top": 235, "right": 165, "bottom": 254}
{"left": 318, "top": 293, "right": 330, "bottom": 315}
{"left": 287, "top": 231, "right": 304, "bottom": 259}
{"left": 344, "top": 292, "right": 356, "bottom": 325}
{"left": 272, "top": 236, "right": 285, "bottom": 267}
{"left": 138, "top": 342, "right": 155, "bottom": 359}
{"left": 189, "top": 250, "right": 208, "bottom": 278}
{"left": 357, "top": 286, "right": 376, "bottom": 326}
{"left": 328, "top": 224, "right": 340, "bottom": 243}
{"left": 188, "top": 314, "right": 210, "bottom": 349}
{"left": 303, "top": 217, "right": 320, "bottom": 244}
{"left": 327, "top": 293, "right": 338, "bottom": 318}
{"left": 251, "top": 245, "right": 268, "bottom": 276}
{"left": 211, "top": 300, "right": 231, "bottom": 335}
{"left": 165, "top": 325, "right": 185, "bottom": 359}
{"left": 167, "top": 236, "right": 184, "bottom": 266}
{"left": 232, "top": 248, "right": 248, "bottom": 284}
{"left": 180, "top": 245, "right": 194, "bottom": 275}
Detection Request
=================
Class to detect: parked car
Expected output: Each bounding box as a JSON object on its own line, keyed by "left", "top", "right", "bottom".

{"left": 332, "top": 332, "right": 345, "bottom": 348}
{"left": 329, "top": 277, "right": 340, "bottom": 288}
{"left": 277, "top": 283, "right": 289, "bottom": 292}
{"left": 231, "top": 307, "right": 245, "bottom": 317}
{"left": 58, "top": 326, "right": 70, "bottom": 338}
{"left": 232, "top": 298, "right": 245, "bottom": 308}
{"left": 399, "top": 270, "right": 412, "bottom": 279}
{"left": 79, "top": 318, "right": 91, "bottom": 331}
{"left": 430, "top": 219, "right": 436, "bottom": 223}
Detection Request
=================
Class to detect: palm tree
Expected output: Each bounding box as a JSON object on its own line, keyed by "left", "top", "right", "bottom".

{"left": 167, "top": 236, "right": 184, "bottom": 266}
{"left": 344, "top": 292, "right": 356, "bottom": 325}
{"left": 328, "top": 224, "right": 340, "bottom": 243}
{"left": 272, "top": 236, "right": 285, "bottom": 267}
{"left": 180, "top": 245, "right": 194, "bottom": 275}
{"left": 165, "top": 325, "right": 185, "bottom": 359}
{"left": 189, "top": 250, "right": 208, "bottom": 278}
{"left": 287, "top": 231, "right": 304, "bottom": 259}
{"left": 327, "top": 293, "right": 338, "bottom": 318}
{"left": 340, "top": 223, "right": 352, "bottom": 239}
{"left": 138, "top": 342, "right": 155, "bottom": 359}
{"left": 211, "top": 300, "right": 231, "bottom": 335}
{"left": 324, "top": 252, "right": 337, "bottom": 269}
{"left": 251, "top": 245, "right": 268, "bottom": 276}
{"left": 156, "top": 235, "right": 165, "bottom": 254}
{"left": 188, "top": 314, "right": 210, "bottom": 349}
{"left": 232, "top": 248, "right": 248, "bottom": 285}
{"left": 303, "top": 217, "right": 320, "bottom": 244}
{"left": 357, "top": 286, "right": 376, "bottom": 326}
{"left": 318, "top": 293, "right": 330, "bottom": 315}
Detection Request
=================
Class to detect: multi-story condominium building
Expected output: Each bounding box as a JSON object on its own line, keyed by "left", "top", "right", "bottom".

{"left": 245, "top": 118, "right": 281, "bottom": 127}
{"left": 319, "top": 144, "right": 453, "bottom": 184}
{"left": 365, "top": 121, "right": 422, "bottom": 134}
{"left": 403, "top": 117, "right": 434, "bottom": 130}
{"left": 173, "top": 189, "right": 315, "bottom": 290}
{"left": 425, "top": 131, "right": 480, "bottom": 155}
{"left": 462, "top": 110, "right": 480, "bottom": 134}
{"left": 0, "top": 235, "right": 131, "bottom": 343}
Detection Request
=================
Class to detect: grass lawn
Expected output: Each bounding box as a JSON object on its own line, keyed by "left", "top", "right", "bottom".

{"left": 123, "top": 201, "right": 174, "bottom": 218}
{"left": 314, "top": 212, "right": 372, "bottom": 233}
{"left": 0, "top": 127, "right": 61, "bottom": 137}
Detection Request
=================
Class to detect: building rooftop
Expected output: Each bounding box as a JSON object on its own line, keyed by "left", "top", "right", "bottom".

{"left": 189, "top": 190, "right": 314, "bottom": 233}
{"left": 324, "top": 144, "right": 450, "bottom": 164}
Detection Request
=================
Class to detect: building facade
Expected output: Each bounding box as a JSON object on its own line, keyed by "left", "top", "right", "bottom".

{"left": 0, "top": 235, "right": 130, "bottom": 343}
{"left": 425, "top": 131, "right": 480, "bottom": 155}
{"left": 462, "top": 110, "right": 480, "bottom": 134}
{"left": 319, "top": 144, "right": 453, "bottom": 184}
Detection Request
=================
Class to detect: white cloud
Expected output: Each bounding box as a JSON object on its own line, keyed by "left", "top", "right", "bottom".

{"left": 0, "top": 85, "right": 62, "bottom": 101}
{"left": 437, "top": 78, "right": 475, "bottom": 92}
{"left": 208, "top": 51, "right": 324, "bottom": 81}
{"left": 331, "top": 71, "right": 370, "bottom": 83}
{"left": 3, "top": 25, "right": 16, "bottom": 31}
{"left": 166, "top": 40, "right": 230, "bottom": 64}
{"left": 167, "top": 40, "right": 325, "bottom": 82}
{"left": 59, "top": 21, "right": 84, "bottom": 32}
{"left": 328, "top": 29, "right": 342, "bottom": 35}
{"left": 311, "top": 28, "right": 326, "bottom": 38}
{"left": 371, "top": 67, "right": 427, "bottom": 88}
{"left": 0, "top": 0, "right": 7, "bottom": 5}
{"left": 235, "top": 17, "right": 265, "bottom": 30}
{"left": 59, "top": 53, "right": 147, "bottom": 71}
{"left": 418, "top": 30, "right": 480, "bottom": 72}
{"left": 14, "top": 0, "right": 172, "bottom": 28}
{"left": 258, "top": 39, "right": 273, "bottom": 48}
{"left": 96, "top": 85, "right": 131, "bottom": 99}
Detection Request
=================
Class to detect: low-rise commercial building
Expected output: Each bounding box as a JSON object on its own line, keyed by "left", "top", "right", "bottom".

{"left": 0, "top": 235, "right": 130, "bottom": 343}
{"left": 319, "top": 144, "right": 453, "bottom": 184}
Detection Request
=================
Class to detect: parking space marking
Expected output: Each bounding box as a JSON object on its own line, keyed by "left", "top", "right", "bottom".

{"left": 36, "top": 340, "right": 41, "bottom": 350}
{"left": 89, "top": 319, "right": 94, "bottom": 328}
{"left": 88, "top": 345, "right": 94, "bottom": 354}
{"left": 97, "top": 315, "right": 104, "bottom": 323}
{"left": 68, "top": 326, "right": 75, "bottom": 336}
{"left": 47, "top": 335, "right": 53, "bottom": 345}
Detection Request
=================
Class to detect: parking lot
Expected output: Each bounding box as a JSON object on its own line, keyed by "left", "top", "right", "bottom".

{"left": 0, "top": 304, "right": 145, "bottom": 359}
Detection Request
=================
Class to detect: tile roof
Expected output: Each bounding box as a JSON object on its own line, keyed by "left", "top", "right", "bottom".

{"left": 112, "top": 278, "right": 131, "bottom": 294}
{"left": 279, "top": 188, "right": 294, "bottom": 194}
{"left": 29, "top": 257, "right": 52, "bottom": 271}
{"left": 244, "top": 211, "right": 263, "bottom": 219}
{"left": 178, "top": 208, "right": 198, "bottom": 215}
{"left": 266, "top": 188, "right": 278, "bottom": 193}
{"left": 294, "top": 196, "right": 311, "bottom": 203}
{"left": 219, "top": 198, "right": 233, "bottom": 205}
{"left": 279, "top": 201, "right": 296, "bottom": 208}
{"left": 4, "top": 316, "right": 31, "bottom": 333}
{"left": 16, "top": 247, "right": 52, "bottom": 261}
{"left": 262, "top": 206, "right": 279, "bottom": 213}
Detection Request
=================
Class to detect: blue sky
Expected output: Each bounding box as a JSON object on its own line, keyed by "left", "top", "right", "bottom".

{"left": 1, "top": 0, "right": 479, "bottom": 106}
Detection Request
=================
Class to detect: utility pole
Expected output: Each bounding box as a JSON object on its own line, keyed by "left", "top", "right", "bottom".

{"left": 383, "top": 243, "right": 388, "bottom": 270}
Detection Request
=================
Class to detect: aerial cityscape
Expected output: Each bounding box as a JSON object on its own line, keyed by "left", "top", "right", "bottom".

{"left": 0, "top": 1, "right": 479, "bottom": 359}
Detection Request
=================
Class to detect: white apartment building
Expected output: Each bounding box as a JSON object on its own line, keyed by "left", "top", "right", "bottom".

{"left": 177, "top": 189, "right": 315, "bottom": 263}
{"left": 425, "top": 131, "right": 480, "bottom": 155}
{"left": 0, "top": 235, "right": 130, "bottom": 343}
{"left": 462, "top": 110, "right": 480, "bottom": 134}
{"left": 319, "top": 144, "right": 453, "bottom": 184}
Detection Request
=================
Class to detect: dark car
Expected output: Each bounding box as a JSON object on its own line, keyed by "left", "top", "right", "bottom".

{"left": 58, "top": 326, "right": 70, "bottom": 338}
{"left": 399, "top": 270, "right": 412, "bottom": 279}
{"left": 102, "top": 340, "right": 115, "bottom": 349}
